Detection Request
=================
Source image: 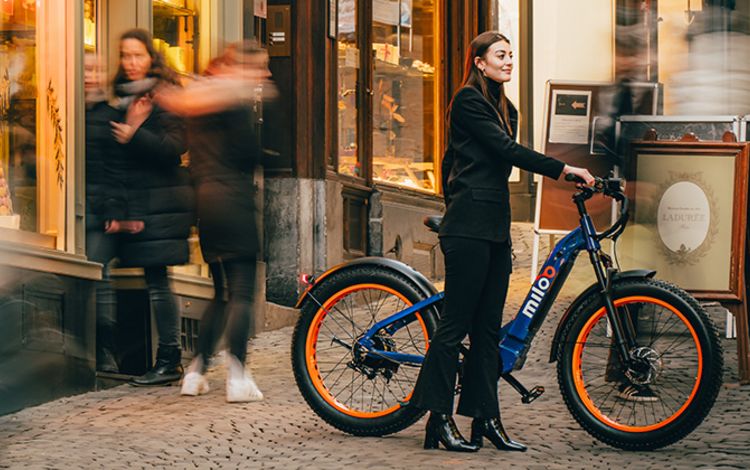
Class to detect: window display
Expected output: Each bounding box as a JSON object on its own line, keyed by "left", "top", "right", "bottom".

{"left": 0, "top": 0, "right": 69, "bottom": 249}
{"left": 371, "top": 0, "right": 438, "bottom": 192}
{"left": 335, "top": 0, "right": 441, "bottom": 192}
{"left": 152, "top": 0, "right": 198, "bottom": 75}
{"left": 1, "top": 1, "right": 41, "bottom": 238}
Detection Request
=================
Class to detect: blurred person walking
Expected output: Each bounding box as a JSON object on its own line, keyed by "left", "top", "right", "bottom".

{"left": 155, "top": 41, "right": 275, "bottom": 402}
{"left": 85, "top": 51, "right": 129, "bottom": 373}
{"left": 410, "top": 31, "right": 594, "bottom": 452}
{"left": 89, "top": 28, "right": 194, "bottom": 385}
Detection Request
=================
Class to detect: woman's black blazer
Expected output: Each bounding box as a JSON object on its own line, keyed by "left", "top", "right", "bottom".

{"left": 439, "top": 86, "right": 565, "bottom": 243}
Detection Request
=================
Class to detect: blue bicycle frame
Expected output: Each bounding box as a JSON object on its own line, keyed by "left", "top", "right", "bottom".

{"left": 354, "top": 208, "right": 601, "bottom": 375}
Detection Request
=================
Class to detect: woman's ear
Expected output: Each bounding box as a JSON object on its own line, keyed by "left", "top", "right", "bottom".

{"left": 473, "top": 56, "right": 484, "bottom": 72}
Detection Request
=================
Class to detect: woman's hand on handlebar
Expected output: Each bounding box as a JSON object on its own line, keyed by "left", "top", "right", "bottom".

{"left": 562, "top": 165, "right": 596, "bottom": 186}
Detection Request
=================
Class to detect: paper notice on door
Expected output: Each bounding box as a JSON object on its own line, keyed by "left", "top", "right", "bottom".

{"left": 548, "top": 90, "right": 591, "bottom": 144}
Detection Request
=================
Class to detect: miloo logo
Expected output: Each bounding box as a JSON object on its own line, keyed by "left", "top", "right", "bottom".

{"left": 521, "top": 266, "right": 557, "bottom": 318}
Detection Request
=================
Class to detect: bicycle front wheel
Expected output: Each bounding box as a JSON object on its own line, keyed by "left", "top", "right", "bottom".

{"left": 557, "top": 278, "right": 723, "bottom": 450}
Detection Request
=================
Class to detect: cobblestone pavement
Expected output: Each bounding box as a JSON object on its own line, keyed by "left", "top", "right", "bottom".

{"left": 1, "top": 224, "right": 749, "bottom": 469}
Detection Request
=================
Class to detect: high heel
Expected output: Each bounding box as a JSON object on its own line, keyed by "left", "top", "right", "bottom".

{"left": 423, "top": 413, "right": 479, "bottom": 452}
{"left": 423, "top": 430, "right": 440, "bottom": 449}
{"left": 471, "top": 417, "right": 527, "bottom": 452}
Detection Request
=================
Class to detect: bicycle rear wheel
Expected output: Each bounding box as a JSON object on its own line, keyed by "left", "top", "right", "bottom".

{"left": 557, "top": 278, "right": 723, "bottom": 450}
{"left": 292, "top": 266, "right": 438, "bottom": 436}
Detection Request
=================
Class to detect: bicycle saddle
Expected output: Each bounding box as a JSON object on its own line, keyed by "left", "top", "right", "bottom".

{"left": 423, "top": 215, "right": 443, "bottom": 233}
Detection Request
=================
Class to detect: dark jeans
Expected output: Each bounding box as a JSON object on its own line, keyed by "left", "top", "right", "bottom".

{"left": 144, "top": 266, "right": 180, "bottom": 348}
{"left": 411, "top": 236, "right": 512, "bottom": 418}
{"left": 195, "top": 258, "right": 257, "bottom": 372}
{"left": 88, "top": 229, "right": 118, "bottom": 353}
{"left": 87, "top": 229, "right": 180, "bottom": 351}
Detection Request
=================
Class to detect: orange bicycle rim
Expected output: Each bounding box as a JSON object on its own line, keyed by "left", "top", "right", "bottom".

{"left": 304, "top": 283, "right": 429, "bottom": 418}
{"left": 572, "top": 296, "right": 703, "bottom": 433}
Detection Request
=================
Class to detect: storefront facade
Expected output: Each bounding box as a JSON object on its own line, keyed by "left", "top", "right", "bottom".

{"left": 0, "top": 0, "right": 268, "bottom": 415}
{"left": 263, "top": 0, "right": 499, "bottom": 305}
{"left": 3, "top": 0, "right": 748, "bottom": 413}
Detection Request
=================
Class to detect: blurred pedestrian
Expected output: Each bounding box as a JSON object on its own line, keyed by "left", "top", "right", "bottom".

{"left": 85, "top": 51, "right": 127, "bottom": 373}
{"left": 411, "top": 31, "right": 594, "bottom": 453}
{"left": 155, "top": 40, "right": 275, "bottom": 402}
{"left": 89, "top": 28, "right": 194, "bottom": 385}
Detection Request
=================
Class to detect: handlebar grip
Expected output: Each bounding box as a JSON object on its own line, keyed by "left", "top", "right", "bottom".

{"left": 564, "top": 173, "right": 586, "bottom": 184}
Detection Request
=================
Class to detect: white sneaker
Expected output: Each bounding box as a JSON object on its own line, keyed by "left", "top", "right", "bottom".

{"left": 180, "top": 372, "right": 210, "bottom": 396}
{"left": 226, "top": 354, "right": 263, "bottom": 403}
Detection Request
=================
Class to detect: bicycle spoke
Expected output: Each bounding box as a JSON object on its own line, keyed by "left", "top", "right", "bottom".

{"left": 574, "top": 298, "right": 704, "bottom": 429}
{"left": 308, "top": 284, "right": 429, "bottom": 416}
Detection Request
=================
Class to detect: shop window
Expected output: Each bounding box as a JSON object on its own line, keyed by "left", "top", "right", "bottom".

{"left": 371, "top": 0, "right": 439, "bottom": 193}
{"left": 153, "top": 0, "right": 208, "bottom": 278}
{"left": 655, "top": 0, "right": 750, "bottom": 115}
{"left": 152, "top": 0, "right": 199, "bottom": 75}
{"left": 1, "top": 1, "right": 68, "bottom": 250}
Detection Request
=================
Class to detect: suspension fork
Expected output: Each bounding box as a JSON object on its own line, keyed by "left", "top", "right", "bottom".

{"left": 589, "top": 249, "right": 637, "bottom": 364}
{"left": 576, "top": 196, "right": 637, "bottom": 366}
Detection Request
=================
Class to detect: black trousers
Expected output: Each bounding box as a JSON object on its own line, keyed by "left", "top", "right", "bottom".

{"left": 411, "top": 236, "right": 512, "bottom": 418}
{"left": 195, "top": 258, "right": 257, "bottom": 372}
{"left": 87, "top": 229, "right": 180, "bottom": 351}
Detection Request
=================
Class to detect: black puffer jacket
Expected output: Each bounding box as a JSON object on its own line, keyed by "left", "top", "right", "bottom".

{"left": 85, "top": 101, "right": 128, "bottom": 231}
{"left": 116, "top": 105, "right": 194, "bottom": 268}
{"left": 187, "top": 106, "right": 260, "bottom": 263}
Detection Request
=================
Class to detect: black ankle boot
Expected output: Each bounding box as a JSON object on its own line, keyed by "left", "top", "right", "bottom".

{"left": 129, "top": 346, "right": 183, "bottom": 386}
{"left": 471, "top": 417, "right": 527, "bottom": 452}
{"left": 423, "top": 413, "right": 479, "bottom": 452}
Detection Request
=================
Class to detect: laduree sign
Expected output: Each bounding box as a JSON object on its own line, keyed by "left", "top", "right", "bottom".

{"left": 621, "top": 139, "right": 750, "bottom": 383}
{"left": 621, "top": 141, "right": 748, "bottom": 300}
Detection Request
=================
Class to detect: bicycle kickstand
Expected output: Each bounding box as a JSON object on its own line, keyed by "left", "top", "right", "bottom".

{"left": 502, "top": 373, "right": 545, "bottom": 404}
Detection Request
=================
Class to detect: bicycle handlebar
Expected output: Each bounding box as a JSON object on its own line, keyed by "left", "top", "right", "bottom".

{"left": 564, "top": 174, "right": 629, "bottom": 241}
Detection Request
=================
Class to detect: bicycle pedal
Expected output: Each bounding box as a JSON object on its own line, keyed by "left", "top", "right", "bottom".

{"left": 522, "top": 386, "right": 545, "bottom": 404}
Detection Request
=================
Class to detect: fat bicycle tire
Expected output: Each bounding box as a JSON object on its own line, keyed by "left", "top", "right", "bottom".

{"left": 557, "top": 278, "right": 723, "bottom": 450}
{"left": 292, "top": 266, "right": 438, "bottom": 436}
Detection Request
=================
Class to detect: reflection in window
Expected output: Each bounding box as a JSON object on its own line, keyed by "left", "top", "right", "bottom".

{"left": 371, "top": 0, "right": 438, "bottom": 193}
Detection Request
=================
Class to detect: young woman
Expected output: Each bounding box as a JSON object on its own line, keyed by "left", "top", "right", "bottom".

{"left": 410, "top": 31, "right": 595, "bottom": 452}
{"left": 155, "top": 41, "right": 276, "bottom": 402}
{"left": 91, "top": 28, "right": 193, "bottom": 385}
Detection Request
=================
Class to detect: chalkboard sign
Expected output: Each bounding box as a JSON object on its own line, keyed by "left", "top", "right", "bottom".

{"left": 534, "top": 80, "right": 660, "bottom": 233}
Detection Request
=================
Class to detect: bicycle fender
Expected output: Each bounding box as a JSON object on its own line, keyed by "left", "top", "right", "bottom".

{"left": 294, "top": 256, "right": 439, "bottom": 309}
{"left": 548, "top": 269, "right": 656, "bottom": 363}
